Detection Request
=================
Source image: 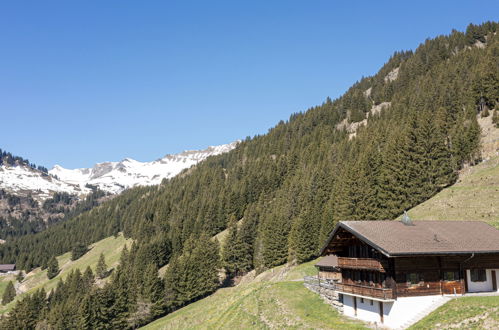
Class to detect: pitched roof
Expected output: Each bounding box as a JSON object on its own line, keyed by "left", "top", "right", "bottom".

{"left": 315, "top": 254, "right": 339, "bottom": 268}
{"left": 324, "top": 221, "right": 499, "bottom": 256}
{"left": 0, "top": 264, "right": 15, "bottom": 271}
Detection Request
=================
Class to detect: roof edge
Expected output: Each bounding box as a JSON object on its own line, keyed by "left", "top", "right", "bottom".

{"left": 320, "top": 221, "right": 392, "bottom": 257}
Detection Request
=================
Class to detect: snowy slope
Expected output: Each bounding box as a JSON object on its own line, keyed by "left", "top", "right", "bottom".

{"left": 49, "top": 142, "right": 238, "bottom": 194}
{"left": 0, "top": 165, "right": 89, "bottom": 200}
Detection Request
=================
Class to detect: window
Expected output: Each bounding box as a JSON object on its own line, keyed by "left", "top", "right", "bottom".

{"left": 370, "top": 299, "right": 374, "bottom": 306}
{"left": 443, "top": 271, "right": 460, "bottom": 281}
{"left": 406, "top": 273, "right": 422, "bottom": 286}
{"left": 470, "top": 269, "right": 487, "bottom": 282}
{"left": 360, "top": 298, "right": 364, "bottom": 303}
{"left": 354, "top": 271, "right": 361, "bottom": 283}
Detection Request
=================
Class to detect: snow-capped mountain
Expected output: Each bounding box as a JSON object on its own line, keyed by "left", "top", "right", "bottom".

{"left": 49, "top": 141, "right": 238, "bottom": 194}
{"left": 0, "top": 165, "right": 88, "bottom": 200}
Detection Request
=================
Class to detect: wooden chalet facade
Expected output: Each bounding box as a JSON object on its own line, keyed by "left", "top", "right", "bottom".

{"left": 0, "top": 264, "right": 16, "bottom": 274}
{"left": 315, "top": 220, "right": 499, "bottom": 327}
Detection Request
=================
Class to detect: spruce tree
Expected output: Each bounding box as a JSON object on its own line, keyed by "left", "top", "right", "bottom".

{"left": 1, "top": 281, "right": 15, "bottom": 305}
{"left": 221, "top": 216, "right": 239, "bottom": 277}
{"left": 83, "top": 266, "right": 95, "bottom": 288}
{"left": 96, "top": 253, "right": 108, "bottom": 279}
{"left": 47, "top": 256, "right": 59, "bottom": 279}
{"left": 71, "top": 242, "right": 89, "bottom": 261}
{"left": 288, "top": 214, "right": 316, "bottom": 263}
{"left": 16, "top": 271, "right": 24, "bottom": 283}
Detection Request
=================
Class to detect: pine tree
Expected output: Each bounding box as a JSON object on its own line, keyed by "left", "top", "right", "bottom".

{"left": 221, "top": 216, "right": 239, "bottom": 277}
{"left": 16, "top": 271, "right": 24, "bottom": 283}
{"left": 71, "top": 242, "right": 89, "bottom": 261}
{"left": 83, "top": 266, "right": 95, "bottom": 288}
{"left": 47, "top": 256, "right": 59, "bottom": 279}
{"left": 2, "top": 281, "right": 15, "bottom": 305}
{"left": 288, "top": 214, "right": 316, "bottom": 263}
{"left": 96, "top": 253, "right": 108, "bottom": 279}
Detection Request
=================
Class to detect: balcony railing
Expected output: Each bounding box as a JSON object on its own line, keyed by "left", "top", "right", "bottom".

{"left": 337, "top": 257, "right": 389, "bottom": 272}
{"left": 335, "top": 282, "right": 395, "bottom": 300}
{"left": 303, "top": 276, "right": 395, "bottom": 300}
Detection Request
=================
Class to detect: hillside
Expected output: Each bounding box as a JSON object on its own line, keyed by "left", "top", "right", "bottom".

{"left": 0, "top": 233, "right": 131, "bottom": 314}
{"left": 407, "top": 113, "right": 499, "bottom": 228}
{"left": 142, "top": 261, "right": 365, "bottom": 330}
{"left": 407, "top": 155, "right": 499, "bottom": 228}
{"left": 145, "top": 149, "right": 499, "bottom": 330}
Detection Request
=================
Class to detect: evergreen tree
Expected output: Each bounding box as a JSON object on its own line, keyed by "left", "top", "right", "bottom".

{"left": 83, "top": 266, "right": 95, "bottom": 288}
{"left": 1, "top": 281, "right": 16, "bottom": 305}
{"left": 96, "top": 253, "right": 108, "bottom": 279}
{"left": 71, "top": 242, "right": 89, "bottom": 261}
{"left": 47, "top": 256, "right": 59, "bottom": 279}
{"left": 16, "top": 271, "right": 24, "bottom": 283}
{"left": 221, "top": 216, "right": 240, "bottom": 277}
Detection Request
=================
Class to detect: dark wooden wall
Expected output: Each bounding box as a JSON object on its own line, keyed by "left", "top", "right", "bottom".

{"left": 391, "top": 255, "right": 499, "bottom": 296}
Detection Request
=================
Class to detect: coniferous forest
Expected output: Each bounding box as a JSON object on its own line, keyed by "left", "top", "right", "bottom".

{"left": 0, "top": 22, "right": 498, "bottom": 328}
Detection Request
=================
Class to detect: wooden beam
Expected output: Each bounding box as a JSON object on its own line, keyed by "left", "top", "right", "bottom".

{"left": 353, "top": 296, "right": 357, "bottom": 316}
{"left": 379, "top": 301, "right": 384, "bottom": 324}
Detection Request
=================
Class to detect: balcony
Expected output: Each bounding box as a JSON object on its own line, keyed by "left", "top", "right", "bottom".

{"left": 338, "top": 257, "right": 389, "bottom": 272}
{"left": 335, "top": 282, "right": 395, "bottom": 300}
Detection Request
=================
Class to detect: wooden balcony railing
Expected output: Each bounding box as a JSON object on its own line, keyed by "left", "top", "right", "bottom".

{"left": 337, "top": 257, "right": 389, "bottom": 272}
{"left": 335, "top": 282, "right": 395, "bottom": 300}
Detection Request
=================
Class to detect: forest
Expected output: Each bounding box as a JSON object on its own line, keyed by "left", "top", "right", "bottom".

{"left": 0, "top": 22, "right": 498, "bottom": 328}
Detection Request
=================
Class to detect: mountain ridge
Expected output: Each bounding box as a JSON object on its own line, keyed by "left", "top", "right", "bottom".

{"left": 49, "top": 141, "right": 239, "bottom": 194}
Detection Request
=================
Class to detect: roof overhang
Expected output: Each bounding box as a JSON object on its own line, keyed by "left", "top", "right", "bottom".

{"left": 320, "top": 222, "right": 391, "bottom": 257}
{"left": 321, "top": 221, "right": 499, "bottom": 257}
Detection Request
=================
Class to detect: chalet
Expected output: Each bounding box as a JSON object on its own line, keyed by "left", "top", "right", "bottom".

{"left": 0, "top": 264, "right": 16, "bottom": 274}
{"left": 314, "top": 219, "right": 499, "bottom": 328}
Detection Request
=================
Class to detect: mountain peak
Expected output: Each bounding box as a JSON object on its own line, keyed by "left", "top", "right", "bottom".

{"left": 48, "top": 141, "right": 238, "bottom": 194}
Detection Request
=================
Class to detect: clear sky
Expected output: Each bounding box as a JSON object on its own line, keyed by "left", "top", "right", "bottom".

{"left": 1, "top": 1, "right": 498, "bottom": 168}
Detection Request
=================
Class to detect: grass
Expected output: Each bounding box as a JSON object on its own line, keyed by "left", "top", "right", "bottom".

{"left": 142, "top": 280, "right": 365, "bottom": 330}
{"left": 142, "top": 258, "right": 366, "bottom": 330}
{"left": 0, "top": 233, "right": 132, "bottom": 314}
{"left": 410, "top": 296, "right": 499, "bottom": 329}
{"left": 407, "top": 155, "right": 499, "bottom": 228}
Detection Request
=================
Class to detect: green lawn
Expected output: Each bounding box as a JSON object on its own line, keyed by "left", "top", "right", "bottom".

{"left": 0, "top": 233, "right": 132, "bottom": 314}
{"left": 411, "top": 296, "right": 499, "bottom": 329}
{"left": 407, "top": 156, "right": 499, "bottom": 228}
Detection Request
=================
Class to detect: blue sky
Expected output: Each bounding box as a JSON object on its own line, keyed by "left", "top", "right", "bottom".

{"left": 1, "top": 1, "right": 498, "bottom": 168}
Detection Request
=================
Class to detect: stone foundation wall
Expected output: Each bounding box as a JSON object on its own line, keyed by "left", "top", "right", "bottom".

{"left": 303, "top": 277, "right": 343, "bottom": 312}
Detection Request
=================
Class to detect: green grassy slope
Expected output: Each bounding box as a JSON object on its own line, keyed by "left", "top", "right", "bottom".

{"left": 142, "top": 259, "right": 366, "bottom": 330}
{"left": 0, "top": 233, "right": 131, "bottom": 313}
{"left": 410, "top": 296, "right": 499, "bottom": 329}
{"left": 407, "top": 155, "right": 499, "bottom": 228}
